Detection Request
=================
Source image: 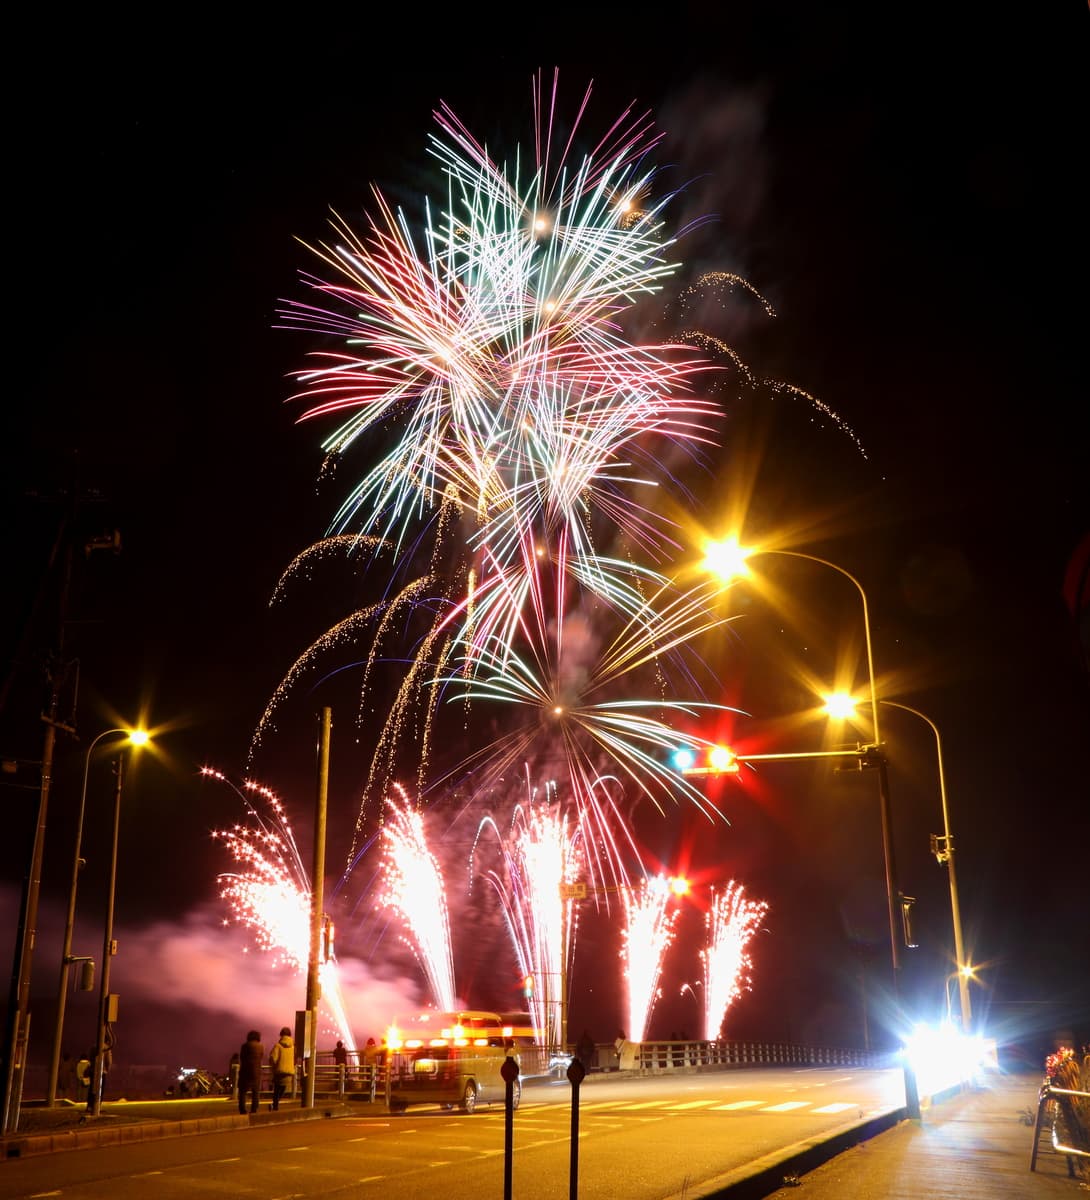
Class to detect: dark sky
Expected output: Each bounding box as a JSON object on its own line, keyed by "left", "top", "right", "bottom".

{"left": 3, "top": 8, "right": 1088, "bottom": 1076}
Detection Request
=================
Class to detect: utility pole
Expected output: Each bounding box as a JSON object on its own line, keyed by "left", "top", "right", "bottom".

{"left": 303, "top": 706, "right": 330, "bottom": 1108}
{"left": 0, "top": 526, "right": 76, "bottom": 1135}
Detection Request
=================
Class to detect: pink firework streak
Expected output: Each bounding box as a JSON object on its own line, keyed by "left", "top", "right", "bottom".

{"left": 700, "top": 882, "right": 769, "bottom": 1041}
{"left": 376, "top": 785, "right": 458, "bottom": 1012}
{"left": 620, "top": 876, "right": 682, "bottom": 1043}
{"left": 206, "top": 768, "right": 354, "bottom": 1048}
{"left": 474, "top": 787, "right": 584, "bottom": 1048}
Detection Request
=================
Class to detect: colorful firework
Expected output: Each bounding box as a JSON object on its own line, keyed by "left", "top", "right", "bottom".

{"left": 375, "top": 784, "right": 458, "bottom": 1012}
{"left": 252, "top": 74, "right": 792, "bottom": 1027}
{"left": 473, "top": 778, "right": 585, "bottom": 1047}
{"left": 699, "top": 882, "right": 769, "bottom": 1041}
{"left": 620, "top": 875, "right": 683, "bottom": 1043}
{"left": 206, "top": 768, "right": 354, "bottom": 1047}
{"left": 260, "top": 72, "right": 744, "bottom": 839}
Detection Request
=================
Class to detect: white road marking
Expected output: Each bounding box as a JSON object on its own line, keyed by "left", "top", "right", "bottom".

{"left": 715, "top": 1100, "right": 764, "bottom": 1109}
{"left": 763, "top": 1102, "right": 810, "bottom": 1112}
{"left": 812, "top": 1103, "right": 855, "bottom": 1114}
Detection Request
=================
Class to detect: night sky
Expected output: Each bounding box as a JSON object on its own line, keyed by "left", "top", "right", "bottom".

{"left": 3, "top": 8, "right": 1088, "bottom": 1080}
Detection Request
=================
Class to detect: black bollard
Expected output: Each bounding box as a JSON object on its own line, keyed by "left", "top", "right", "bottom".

{"left": 501, "top": 1055, "right": 520, "bottom": 1200}
{"left": 567, "top": 1056, "right": 586, "bottom": 1200}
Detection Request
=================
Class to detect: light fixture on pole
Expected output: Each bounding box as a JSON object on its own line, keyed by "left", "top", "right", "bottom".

{"left": 46, "top": 727, "right": 147, "bottom": 1106}
{"left": 86, "top": 729, "right": 149, "bottom": 1116}
{"left": 702, "top": 538, "right": 900, "bottom": 966}
{"left": 700, "top": 536, "right": 919, "bottom": 1119}
{"left": 880, "top": 700, "right": 972, "bottom": 1033}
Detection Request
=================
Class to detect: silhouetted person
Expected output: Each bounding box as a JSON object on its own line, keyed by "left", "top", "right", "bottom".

{"left": 577, "top": 1030, "right": 595, "bottom": 1068}
{"left": 333, "top": 1040, "right": 348, "bottom": 1067}
{"left": 237, "top": 1030, "right": 264, "bottom": 1114}
{"left": 270, "top": 1026, "right": 295, "bottom": 1110}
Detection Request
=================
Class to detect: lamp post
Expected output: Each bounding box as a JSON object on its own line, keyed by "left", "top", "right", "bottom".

{"left": 86, "top": 729, "right": 149, "bottom": 1116}
{"left": 880, "top": 703, "right": 971, "bottom": 1032}
{"left": 702, "top": 541, "right": 901, "bottom": 968}
{"left": 46, "top": 728, "right": 144, "bottom": 1106}
{"left": 700, "top": 538, "right": 919, "bottom": 1118}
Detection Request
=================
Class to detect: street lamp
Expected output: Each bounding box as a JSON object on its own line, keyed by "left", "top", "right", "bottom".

{"left": 46, "top": 727, "right": 147, "bottom": 1106}
{"left": 881, "top": 700, "right": 972, "bottom": 1032}
{"left": 702, "top": 538, "right": 900, "bottom": 968}
{"left": 700, "top": 536, "right": 919, "bottom": 1118}
{"left": 86, "top": 730, "right": 149, "bottom": 1115}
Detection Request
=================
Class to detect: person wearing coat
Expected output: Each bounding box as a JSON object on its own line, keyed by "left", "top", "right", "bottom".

{"left": 269, "top": 1026, "right": 296, "bottom": 1110}
{"left": 237, "top": 1030, "right": 264, "bottom": 1114}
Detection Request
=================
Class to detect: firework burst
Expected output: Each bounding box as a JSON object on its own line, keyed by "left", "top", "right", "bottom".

{"left": 620, "top": 875, "right": 683, "bottom": 1043}
{"left": 699, "top": 882, "right": 769, "bottom": 1041}
{"left": 260, "top": 72, "right": 746, "bottom": 828}
{"left": 473, "top": 779, "right": 585, "bottom": 1047}
{"left": 375, "top": 784, "right": 458, "bottom": 1012}
{"left": 206, "top": 768, "right": 354, "bottom": 1046}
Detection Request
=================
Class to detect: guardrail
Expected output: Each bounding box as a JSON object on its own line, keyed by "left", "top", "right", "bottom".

{"left": 1030, "top": 1080, "right": 1090, "bottom": 1177}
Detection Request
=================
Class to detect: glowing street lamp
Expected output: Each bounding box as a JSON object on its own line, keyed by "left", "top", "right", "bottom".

{"left": 698, "top": 535, "right": 920, "bottom": 1118}
{"left": 85, "top": 728, "right": 150, "bottom": 1115}
{"left": 46, "top": 727, "right": 148, "bottom": 1106}
{"left": 702, "top": 537, "right": 899, "bottom": 969}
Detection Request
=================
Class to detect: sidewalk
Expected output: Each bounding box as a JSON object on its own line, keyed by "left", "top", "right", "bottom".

{"left": 695, "top": 1068, "right": 1087, "bottom": 1200}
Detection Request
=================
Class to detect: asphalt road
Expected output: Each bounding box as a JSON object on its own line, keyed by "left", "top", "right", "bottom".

{"left": 0, "top": 1066, "right": 905, "bottom": 1199}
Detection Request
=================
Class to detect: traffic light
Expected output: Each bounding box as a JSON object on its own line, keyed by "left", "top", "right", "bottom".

{"left": 671, "top": 746, "right": 696, "bottom": 771}
{"left": 523, "top": 973, "right": 534, "bottom": 999}
{"left": 708, "top": 745, "right": 738, "bottom": 773}
{"left": 673, "top": 744, "right": 739, "bottom": 774}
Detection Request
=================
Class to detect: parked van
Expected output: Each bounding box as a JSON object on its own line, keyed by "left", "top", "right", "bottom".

{"left": 382, "top": 1011, "right": 521, "bottom": 1113}
{"left": 385, "top": 1041, "right": 519, "bottom": 1113}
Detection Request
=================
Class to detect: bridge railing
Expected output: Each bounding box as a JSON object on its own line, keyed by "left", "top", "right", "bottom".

{"left": 297, "top": 1038, "right": 885, "bottom": 1099}
{"left": 631, "top": 1039, "right": 884, "bottom": 1072}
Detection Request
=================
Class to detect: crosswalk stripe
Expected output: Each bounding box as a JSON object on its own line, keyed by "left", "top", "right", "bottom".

{"left": 716, "top": 1100, "right": 764, "bottom": 1110}
{"left": 763, "top": 1102, "right": 810, "bottom": 1112}
{"left": 664, "top": 1100, "right": 719, "bottom": 1110}
{"left": 812, "top": 1103, "right": 855, "bottom": 1114}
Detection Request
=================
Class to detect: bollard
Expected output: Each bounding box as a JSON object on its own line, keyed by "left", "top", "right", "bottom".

{"left": 568, "top": 1055, "right": 586, "bottom": 1200}
{"left": 501, "top": 1055, "right": 520, "bottom": 1200}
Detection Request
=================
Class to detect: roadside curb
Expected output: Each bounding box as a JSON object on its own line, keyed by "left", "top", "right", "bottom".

{"left": 664, "top": 1107, "right": 909, "bottom": 1200}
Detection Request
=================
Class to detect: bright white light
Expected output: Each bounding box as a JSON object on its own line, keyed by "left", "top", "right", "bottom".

{"left": 904, "top": 1022, "right": 994, "bottom": 1096}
